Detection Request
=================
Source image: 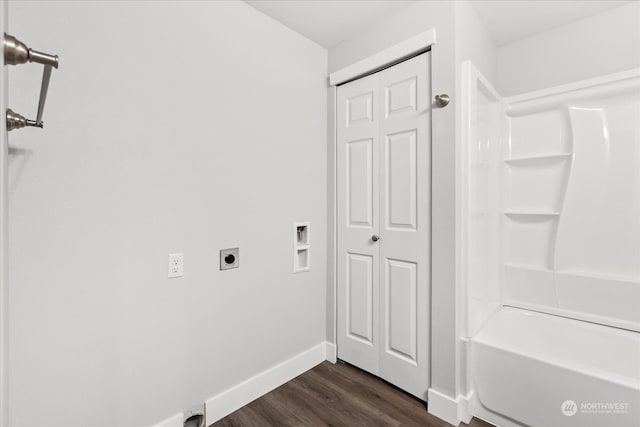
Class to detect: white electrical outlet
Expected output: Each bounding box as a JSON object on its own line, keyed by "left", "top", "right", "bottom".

{"left": 168, "top": 253, "right": 184, "bottom": 278}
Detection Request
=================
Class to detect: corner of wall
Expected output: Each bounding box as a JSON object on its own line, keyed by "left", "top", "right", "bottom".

{"left": 454, "top": 0, "right": 498, "bottom": 85}
{"left": 325, "top": 341, "right": 337, "bottom": 363}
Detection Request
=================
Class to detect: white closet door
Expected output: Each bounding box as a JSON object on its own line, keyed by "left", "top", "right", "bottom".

{"left": 377, "top": 53, "right": 430, "bottom": 400}
{"left": 337, "top": 52, "right": 431, "bottom": 400}
{"left": 337, "top": 73, "right": 381, "bottom": 375}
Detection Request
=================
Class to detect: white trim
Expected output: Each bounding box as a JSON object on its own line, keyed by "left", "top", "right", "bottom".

{"left": 328, "top": 28, "right": 436, "bottom": 86}
{"left": 205, "top": 342, "right": 326, "bottom": 424}
{"left": 428, "top": 388, "right": 471, "bottom": 426}
{"left": 331, "top": 84, "right": 338, "bottom": 352}
{"left": 151, "top": 413, "right": 183, "bottom": 427}
{"left": 457, "top": 392, "right": 474, "bottom": 424}
{"left": 325, "top": 342, "right": 337, "bottom": 363}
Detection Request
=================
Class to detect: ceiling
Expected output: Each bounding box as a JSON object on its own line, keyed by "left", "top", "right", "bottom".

{"left": 245, "top": 0, "right": 634, "bottom": 49}
{"left": 244, "top": 0, "right": 412, "bottom": 48}
{"left": 471, "top": 0, "right": 634, "bottom": 46}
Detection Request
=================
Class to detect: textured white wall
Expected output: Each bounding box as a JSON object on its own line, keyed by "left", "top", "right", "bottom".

{"left": 497, "top": 1, "right": 640, "bottom": 96}
{"left": 7, "top": 2, "right": 327, "bottom": 426}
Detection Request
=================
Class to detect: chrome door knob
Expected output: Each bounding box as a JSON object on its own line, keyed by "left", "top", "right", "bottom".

{"left": 435, "top": 94, "right": 450, "bottom": 108}
{"left": 371, "top": 235, "right": 380, "bottom": 242}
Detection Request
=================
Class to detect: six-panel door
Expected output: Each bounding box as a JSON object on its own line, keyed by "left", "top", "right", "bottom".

{"left": 337, "top": 52, "right": 431, "bottom": 400}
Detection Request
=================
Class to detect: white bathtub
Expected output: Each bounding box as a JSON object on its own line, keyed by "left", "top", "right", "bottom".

{"left": 471, "top": 307, "right": 640, "bottom": 427}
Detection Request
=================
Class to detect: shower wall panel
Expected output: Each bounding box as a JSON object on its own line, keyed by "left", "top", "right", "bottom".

{"left": 461, "top": 65, "right": 640, "bottom": 335}
{"left": 459, "top": 63, "right": 502, "bottom": 338}
{"left": 502, "top": 71, "right": 640, "bottom": 331}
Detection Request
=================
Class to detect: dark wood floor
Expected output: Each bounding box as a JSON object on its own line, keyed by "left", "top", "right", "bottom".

{"left": 212, "top": 361, "right": 493, "bottom": 427}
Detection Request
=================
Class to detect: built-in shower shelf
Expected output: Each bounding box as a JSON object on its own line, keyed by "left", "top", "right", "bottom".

{"left": 555, "top": 269, "right": 640, "bottom": 285}
{"left": 503, "top": 263, "right": 552, "bottom": 272}
{"left": 504, "top": 153, "right": 571, "bottom": 165}
{"left": 504, "top": 211, "right": 560, "bottom": 218}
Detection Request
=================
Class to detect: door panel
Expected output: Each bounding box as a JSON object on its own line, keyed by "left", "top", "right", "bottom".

{"left": 337, "top": 73, "right": 380, "bottom": 375}
{"left": 346, "top": 139, "right": 373, "bottom": 227}
{"left": 386, "top": 130, "right": 418, "bottom": 230}
{"left": 347, "top": 252, "right": 374, "bottom": 343}
{"left": 337, "top": 52, "right": 431, "bottom": 400}
{"left": 385, "top": 259, "right": 418, "bottom": 362}
{"left": 378, "top": 53, "right": 430, "bottom": 400}
{"left": 347, "top": 92, "right": 373, "bottom": 126}
{"left": 386, "top": 77, "right": 417, "bottom": 117}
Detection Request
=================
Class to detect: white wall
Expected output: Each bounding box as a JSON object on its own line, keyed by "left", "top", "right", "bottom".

{"left": 455, "top": 1, "right": 497, "bottom": 85}
{"left": 328, "top": 1, "right": 454, "bottom": 75}
{"left": 0, "top": 2, "right": 8, "bottom": 427}
{"left": 6, "top": 2, "right": 327, "bottom": 426}
{"left": 497, "top": 1, "right": 640, "bottom": 96}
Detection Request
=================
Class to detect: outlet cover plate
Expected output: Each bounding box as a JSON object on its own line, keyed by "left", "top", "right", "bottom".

{"left": 220, "top": 248, "right": 239, "bottom": 270}
{"left": 168, "top": 253, "right": 184, "bottom": 278}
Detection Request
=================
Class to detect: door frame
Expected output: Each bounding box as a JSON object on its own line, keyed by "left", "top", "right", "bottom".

{"left": 327, "top": 27, "right": 436, "bottom": 385}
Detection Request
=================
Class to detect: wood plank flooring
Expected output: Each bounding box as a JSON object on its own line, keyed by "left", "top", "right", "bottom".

{"left": 212, "top": 361, "right": 493, "bottom": 427}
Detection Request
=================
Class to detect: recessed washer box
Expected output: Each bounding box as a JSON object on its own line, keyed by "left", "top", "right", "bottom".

{"left": 293, "top": 222, "right": 310, "bottom": 273}
{"left": 220, "top": 248, "right": 239, "bottom": 270}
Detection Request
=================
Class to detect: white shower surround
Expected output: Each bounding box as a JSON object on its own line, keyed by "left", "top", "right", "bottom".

{"left": 459, "top": 63, "right": 640, "bottom": 426}
{"left": 472, "top": 307, "right": 639, "bottom": 427}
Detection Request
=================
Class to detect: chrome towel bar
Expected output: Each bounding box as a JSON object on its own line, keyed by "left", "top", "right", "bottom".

{"left": 3, "top": 33, "right": 59, "bottom": 131}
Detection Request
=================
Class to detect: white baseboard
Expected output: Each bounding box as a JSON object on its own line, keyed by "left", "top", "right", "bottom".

{"left": 325, "top": 342, "right": 337, "bottom": 363}
{"left": 457, "top": 392, "right": 474, "bottom": 424}
{"left": 151, "top": 413, "right": 183, "bottom": 427}
{"left": 428, "top": 388, "right": 471, "bottom": 426}
{"left": 205, "top": 342, "right": 327, "bottom": 424}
